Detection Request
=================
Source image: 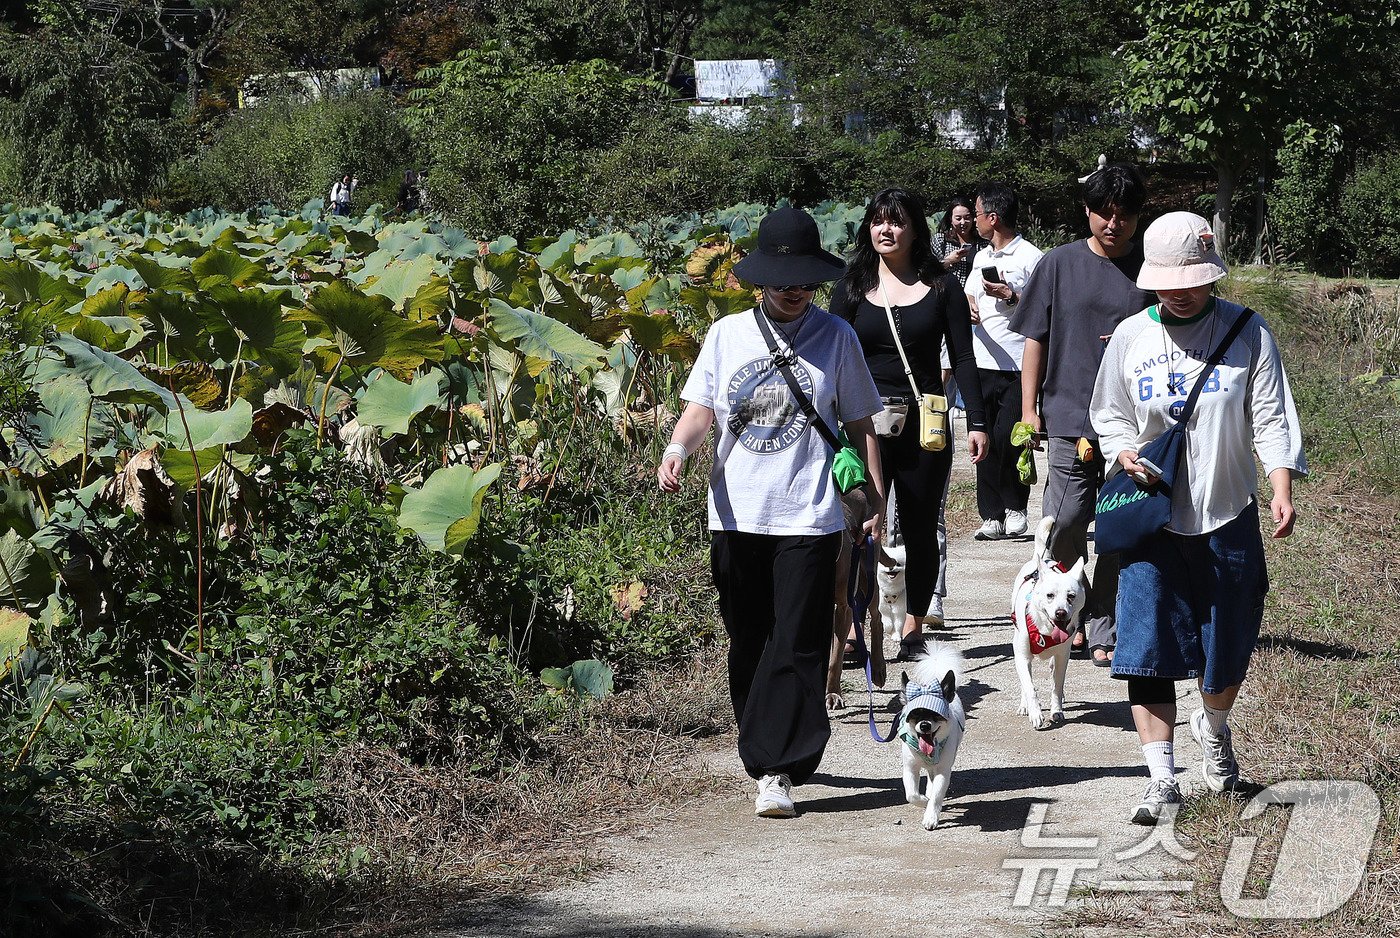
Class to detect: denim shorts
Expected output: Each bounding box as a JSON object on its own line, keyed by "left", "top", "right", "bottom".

{"left": 1111, "top": 500, "right": 1269, "bottom": 695}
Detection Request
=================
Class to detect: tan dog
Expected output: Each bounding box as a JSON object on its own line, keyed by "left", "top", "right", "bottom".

{"left": 828, "top": 484, "right": 885, "bottom": 710}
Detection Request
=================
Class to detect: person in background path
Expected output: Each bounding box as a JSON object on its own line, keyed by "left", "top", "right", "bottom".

{"left": 965, "top": 183, "right": 1042, "bottom": 541}
{"left": 1011, "top": 161, "right": 1154, "bottom": 663}
{"left": 395, "top": 170, "right": 421, "bottom": 215}
{"left": 657, "top": 207, "right": 885, "bottom": 820}
{"left": 1090, "top": 211, "right": 1306, "bottom": 824}
{"left": 329, "top": 173, "right": 357, "bottom": 216}
{"left": 830, "top": 189, "right": 987, "bottom": 657}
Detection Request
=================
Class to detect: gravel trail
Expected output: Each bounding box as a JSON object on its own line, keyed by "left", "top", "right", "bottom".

{"left": 444, "top": 453, "right": 1198, "bottom": 937}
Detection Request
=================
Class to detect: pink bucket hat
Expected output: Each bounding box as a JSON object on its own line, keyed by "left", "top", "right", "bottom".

{"left": 1136, "top": 211, "right": 1229, "bottom": 291}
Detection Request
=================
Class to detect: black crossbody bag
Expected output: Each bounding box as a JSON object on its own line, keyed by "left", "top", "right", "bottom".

{"left": 751, "top": 309, "right": 868, "bottom": 494}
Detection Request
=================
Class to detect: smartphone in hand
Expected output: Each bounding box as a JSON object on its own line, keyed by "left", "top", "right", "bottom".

{"left": 982, "top": 265, "right": 1002, "bottom": 284}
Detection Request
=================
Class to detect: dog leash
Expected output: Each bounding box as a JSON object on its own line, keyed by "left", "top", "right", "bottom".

{"left": 846, "top": 535, "right": 900, "bottom": 743}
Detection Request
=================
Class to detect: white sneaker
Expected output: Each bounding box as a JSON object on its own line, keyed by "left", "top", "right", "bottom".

{"left": 1004, "top": 510, "right": 1029, "bottom": 537}
{"left": 1130, "top": 777, "right": 1183, "bottom": 825}
{"left": 924, "top": 595, "right": 945, "bottom": 627}
{"left": 975, "top": 519, "right": 1006, "bottom": 540}
{"left": 755, "top": 773, "right": 796, "bottom": 818}
{"left": 1191, "top": 709, "right": 1243, "bottom": 792}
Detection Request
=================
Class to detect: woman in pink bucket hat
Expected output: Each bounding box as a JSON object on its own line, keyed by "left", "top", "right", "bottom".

{"left": 1089, "top": 211, "right": 1308, "bottom": 825}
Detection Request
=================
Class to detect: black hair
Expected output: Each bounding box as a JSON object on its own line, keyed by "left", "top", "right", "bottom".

{"left": 974, "top": 182, "right": 1019, "bottom": 229}
{"left": 937, "top": 197, "right": 975, "bottom": 234}
{"left": 845, "top": 188, "right": 944, "bottom": 300}
{"left": 1082, "top": 162, "right": 1147, "bottom": 215}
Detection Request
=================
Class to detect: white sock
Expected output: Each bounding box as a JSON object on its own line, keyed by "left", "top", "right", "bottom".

{"left": 1142, "top": 741, "right": 1175, "bottom": 782}
{"left": 1202, "top": 703, "right": 1231, "bottom": 737}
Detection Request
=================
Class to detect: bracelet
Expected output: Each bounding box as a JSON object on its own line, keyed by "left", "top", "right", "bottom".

{"left": 663, "top": 442, "right": 688, "bottom": 463}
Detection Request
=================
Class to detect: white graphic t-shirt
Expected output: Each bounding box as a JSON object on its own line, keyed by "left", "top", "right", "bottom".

{"left": 1090, "top": 298, "right": 1307, "bottom": 535}
{"left": 682, "top": 306, "right": 882, "bottom": 535}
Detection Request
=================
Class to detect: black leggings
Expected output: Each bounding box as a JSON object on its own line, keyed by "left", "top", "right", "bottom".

{"left": 879, "top": 422, "right": 954, "bottom": 620}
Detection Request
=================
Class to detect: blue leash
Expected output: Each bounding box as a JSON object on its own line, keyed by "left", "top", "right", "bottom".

{"left": 846, "top": 535, "right": 900, "bottom": 743}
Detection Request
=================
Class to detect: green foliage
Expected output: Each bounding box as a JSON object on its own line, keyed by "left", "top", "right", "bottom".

{"left": 1339, "top": 151, "right": 1400, "bottom": 278}
{"left": 1268, "top": 122, "right": 1344, "bottom": 271}
{"left": 416, "top": 45, "right": 680, "bottom": 234}
{"left": 0, "top": 27, "right": 175, "bottom": 208}
{"left": 180, "top": 92, "right": 414, "bottom": 213}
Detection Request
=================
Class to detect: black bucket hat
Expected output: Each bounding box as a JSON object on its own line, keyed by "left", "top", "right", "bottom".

{"left": 731, "top": 207, "right": 846, "bottom": 287}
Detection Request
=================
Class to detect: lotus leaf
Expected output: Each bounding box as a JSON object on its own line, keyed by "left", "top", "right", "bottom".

{"left": 41, "top": 335, "right": 174, "bottom": 410}
{"left": 125, "top": 253, "right": 195, "bottom": 293}
{"left": 488, "top": 300, "right": 606, "bottom": 376}
{"left": 192, "top": 247, "right": 267, "bottom": 287}
{"left": 0, "top": 531, "right": 54, "bottom": 613}
{"left": 153, "top": 397, "right": 254, "bottom": 451}
{"left": 539, "top": 659, "right": 614, "bottom": 699}
{"left": 295, "top": 282, "right": 444, "bottom": 381}
{"left": 205, "top": 285, "right": 303, "bottom": 377}
{"left": 622, "top": 310, "right": 698, "bottom": 360}
{"left": 18, "top": 375, "right": 101, "bottom": 474}
{"left": 138, "top": 362, "right": 225, "bottom": 410}
{"left": 356, "top": 370, "right": 445, "bottom": 436}
{"left": 397, "top": 463, "right": 502, "bottom": 554}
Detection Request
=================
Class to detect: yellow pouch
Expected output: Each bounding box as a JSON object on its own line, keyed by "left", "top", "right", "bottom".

{"left": 918, "top": 394, "right": 949, "bottom": 452}
{"left": 1077, "top": 437, "right": 1096, "bottom": 462}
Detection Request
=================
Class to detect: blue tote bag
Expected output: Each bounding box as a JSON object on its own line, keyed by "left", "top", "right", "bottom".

{"left": 1094, "top": 307, "right": 1253, "bottom": 554}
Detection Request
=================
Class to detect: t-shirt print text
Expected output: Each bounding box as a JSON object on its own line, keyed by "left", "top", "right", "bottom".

{"left": 726, "top": 357, "right": 811, "bottom": 454}
{"left": 1134, "top": 349, "right": 1231, "bottom": 410}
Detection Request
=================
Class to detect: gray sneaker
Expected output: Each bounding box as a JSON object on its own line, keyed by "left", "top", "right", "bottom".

{"left": 755, "top": 773, "right": 796, "bottom": 818}
{"left": 1130, "top": 778, "right": 1183, "bottom": 825}
{"left": 975, "top": 519, "right": 1006, "bottom": 541}
{"left": 1191, "top": 708, "right": 1244, "bottom": 792}
{"left": 1004, "top": 510, "right": 1029, "bottom": 537}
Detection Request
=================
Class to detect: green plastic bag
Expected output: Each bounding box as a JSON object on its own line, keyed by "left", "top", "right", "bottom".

{"left": 1010, "top": 421, "right": 1039, "bottom": 486}
{"left": 832, "top": 430, "right": 868, "bottom": 494}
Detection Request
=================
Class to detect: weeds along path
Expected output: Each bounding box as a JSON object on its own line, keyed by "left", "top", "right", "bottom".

{"left": 443, "top": 451, "right": 1199, "bottom": 938}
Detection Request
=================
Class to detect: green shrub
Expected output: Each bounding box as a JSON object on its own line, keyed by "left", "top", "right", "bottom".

{"left": 1269, "top": 122, "right": 1345, "bottom": 271}
{"left": 1339, "top": 150, "right": 1400, "bottom": 278}
{"left": 185, "top": 92, "right": 414, "bottom": 212}
{"left": 0, "top": 29, "right": 175, "bottom": 209}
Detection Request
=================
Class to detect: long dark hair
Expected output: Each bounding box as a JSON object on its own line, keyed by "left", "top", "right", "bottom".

{"left": 937, "top": 197, "right": 975, "bottom": 235}
{"left": 845, "top": 188, "right": 943, "bottom": 300}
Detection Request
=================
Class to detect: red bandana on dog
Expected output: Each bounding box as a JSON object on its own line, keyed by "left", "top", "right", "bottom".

{"left": 1017, "top": 565, "right": 1072, "bottom": 653}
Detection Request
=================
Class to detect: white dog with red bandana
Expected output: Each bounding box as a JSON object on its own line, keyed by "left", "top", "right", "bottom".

{"left": 1011, "top": 517, "right": 1086, "bottom": 730}
{"left": 898, "top": 642, "right": 965, "bottom": 830}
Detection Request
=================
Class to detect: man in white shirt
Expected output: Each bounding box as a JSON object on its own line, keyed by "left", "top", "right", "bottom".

{"left": 965, "top": 183, "right": 1044, "bottom": 539}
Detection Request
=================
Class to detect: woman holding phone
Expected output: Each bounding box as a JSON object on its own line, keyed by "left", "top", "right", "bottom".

{"left": 932, "top": 197, "right": 985, "bottom": 286}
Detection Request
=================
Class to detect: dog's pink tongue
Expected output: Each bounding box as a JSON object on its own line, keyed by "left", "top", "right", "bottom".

{"left": 918, "top": 737, "right": 935, "bottom": 757}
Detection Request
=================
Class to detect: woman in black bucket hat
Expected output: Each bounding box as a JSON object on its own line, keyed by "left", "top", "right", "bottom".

{"left": 658, "top": 207, "right": 886, "bottom": 818}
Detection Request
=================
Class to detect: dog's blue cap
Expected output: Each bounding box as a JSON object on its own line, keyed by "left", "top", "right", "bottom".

{"left": 900, "top": 682, "right": 957, "bottom": 727}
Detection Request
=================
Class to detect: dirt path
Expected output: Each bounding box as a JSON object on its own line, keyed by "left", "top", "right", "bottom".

{"left": 445, "top": 455, "right": 1199, "bottom": 938}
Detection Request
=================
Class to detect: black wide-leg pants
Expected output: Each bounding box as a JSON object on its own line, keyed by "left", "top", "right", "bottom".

{"left": 710, "top": 529, "right": 840, "bottom": 786}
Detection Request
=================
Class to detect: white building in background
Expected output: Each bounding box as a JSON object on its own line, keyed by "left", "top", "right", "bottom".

{"left": 238, "top": 67, "right": 381, "bottom": 108}
{"left": 686, "top": 59, "right": 798, "bottom": 127}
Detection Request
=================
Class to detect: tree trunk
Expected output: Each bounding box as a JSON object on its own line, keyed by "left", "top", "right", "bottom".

{"left": 186, "top": 55, "right": 199, "bottom": 115}
{"left": 1213, "top": 161, "right": 1234, "bottom": 262}
{"left": 1252, "top": 173, "right": 1267, "bottom": 265}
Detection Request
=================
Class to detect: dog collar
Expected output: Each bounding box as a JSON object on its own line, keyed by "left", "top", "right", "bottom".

{"left": 1018, "top": 568, "right": 1072, "bottom": 653}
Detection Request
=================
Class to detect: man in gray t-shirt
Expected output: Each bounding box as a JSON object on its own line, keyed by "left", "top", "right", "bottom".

{"left": 1010, "top": 162, "right": 1153, "bottom": 661}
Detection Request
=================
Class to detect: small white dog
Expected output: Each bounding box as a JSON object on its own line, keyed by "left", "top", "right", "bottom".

{"left": 898, "top": 642, "right": 966, "bottom": 830}
{"left": 1010, "top": 516, "right": 1086, "bottom": 729}
{"left": 877, "top": 485, "right": 907, "bottom": 648}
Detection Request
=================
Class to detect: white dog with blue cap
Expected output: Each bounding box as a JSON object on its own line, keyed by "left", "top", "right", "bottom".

{"left": 898, "top": 642, "right": 966, "bottom": 830}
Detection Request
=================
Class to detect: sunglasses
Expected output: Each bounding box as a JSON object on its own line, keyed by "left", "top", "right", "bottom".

{"left": 773, "top": 283, "right": 820, "bottom": 292}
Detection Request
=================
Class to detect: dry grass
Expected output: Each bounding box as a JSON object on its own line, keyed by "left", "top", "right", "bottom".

{"left": 314, "top": 650, "right": 734, "bottom": 934}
